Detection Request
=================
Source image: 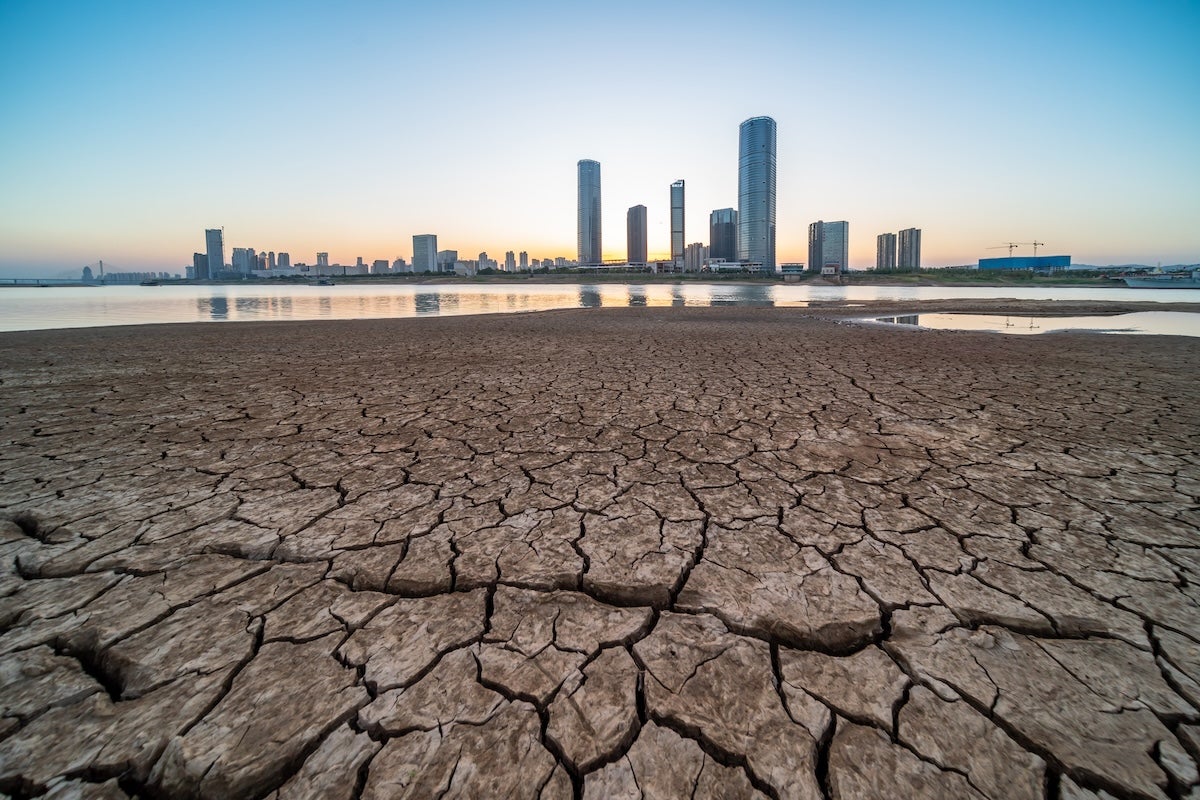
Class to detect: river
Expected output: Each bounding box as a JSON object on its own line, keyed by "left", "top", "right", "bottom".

{"left": 1, "top": 282, "right": 1198, "bottom": 334}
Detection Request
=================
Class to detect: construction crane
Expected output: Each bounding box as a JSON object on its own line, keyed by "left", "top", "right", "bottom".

{"left": 987, "top": 241, "right": 1048, "bottom": 257}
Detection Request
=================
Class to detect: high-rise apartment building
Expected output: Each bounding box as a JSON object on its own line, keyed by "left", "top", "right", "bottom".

{"left": 412, "top": 235, "right": 437, "bottom": 273}
{"left": 809, "top": 220, "right": 849, "bottom": 273}
{"left": 268, "top": 251, "right": 276, "bottom": 270}
{"left": 737, "top": 117, "right": 777, "bottom": 271}
{"left": 670, "top": 180, "right": 685, "bottom": 265}
{"left": 808, "top": 223, "right": 823, "bottom": 274}
{"left": 577, "top": 159, "right": 601, "bottom": 265}
{"left": 278, "top": 252, "right": 291, "bottom": 269}
{"left": 684, "top": 242, "right": 708, "bottom": 272}
{"left": 898, "top": 228, "right": 922, "bottom": 271}
{"left": 709, "top": 208, "right": 738, "bottom": 263}
{"left": 205, "top": 228, "right": 224, "bottom": 278}
{"left": 519, "top": 251, "right": 529, "bottom": 269}
{"left": 627, "top": 205, "right": 648, "bottom": 264}
{"left": 192, "top": 252, "right": 208, "bottom": 281}
{"left": 317, "top": 252, "right": 329, "bottom": 267}
{"left": 504, "top": 251, "right": 516, "bottom": 271}
{"left": 232, "top": 247, "right": 253, "bottom": 273}
{"left": 876, "top": 233, "right": 897, "bottom": 271}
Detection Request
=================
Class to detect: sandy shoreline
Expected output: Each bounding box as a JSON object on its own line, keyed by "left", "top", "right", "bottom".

{"left": 1, "top": 305, "right": 1198, "bottom": 798}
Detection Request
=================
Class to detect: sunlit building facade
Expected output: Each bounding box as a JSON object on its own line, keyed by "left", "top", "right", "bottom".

{"left": 577, "top": 159, "right": 601, "bottom": 265}
{"left": 737, "top": 117, "right": 777, "bottom": 271}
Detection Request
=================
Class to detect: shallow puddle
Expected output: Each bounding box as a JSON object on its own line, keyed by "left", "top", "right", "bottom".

{"left": 871, "top": 311, "right": 1200, "bottom": 337}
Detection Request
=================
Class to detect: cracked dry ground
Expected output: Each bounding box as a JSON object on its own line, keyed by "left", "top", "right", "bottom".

{"left": 0, "top": 306, "right": 1198, "bottom": 800}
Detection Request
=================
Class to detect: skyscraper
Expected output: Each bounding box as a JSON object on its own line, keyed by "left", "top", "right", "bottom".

{"left": 876, "top": 233, "right": 897, "bottom": 271}
{"left": 232, "top": 247, "right": 253, "bottom": 273}
{"left": 519, "top": 251, "right": 529, "bottom": 269}
{"left": 898, "top": 228, "right": 922, "bottom": 271}
{"left": 670, "top": 180, "right": 685, "bottom": 265}
{"left": 192, "top": 252, "right": 207, "bottom": 281}
{"left": 709, "top": 208, "right": 738, "bottom": 262}
{"left": 577, "top": 159, "right": 601, "bottom": 265}
{"left": 205, "top": 228, "right": 224, "bottom": 278}
{"left": 627, "top": 205, "right": 647, "bottom": 264}
{"left": 737, "top": 116, "right": 777, "bottom": 271}
{"left": 809, "top": 220, "right": 849, "bottom": 273}
{"left": 412, "top": 234, "right": 437, "bottom": 273}
{"left": 505, "top": 251, "right": 516, "bottom": 271}
{"left": 278, "top": 252, "right": 291, "bottom": 269}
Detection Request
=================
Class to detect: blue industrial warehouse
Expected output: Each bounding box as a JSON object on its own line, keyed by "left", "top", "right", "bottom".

{"left": 978, "top": 255, "right": 1071, "bottom": 270}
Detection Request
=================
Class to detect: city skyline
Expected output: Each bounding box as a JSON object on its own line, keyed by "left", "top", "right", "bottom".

{"left": 1, "top": 1, "right": 1198, "bottom": 277}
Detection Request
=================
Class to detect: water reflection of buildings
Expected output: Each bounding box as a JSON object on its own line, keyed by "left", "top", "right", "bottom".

{"left": 414, "top": 292, "right": 441, "bottom": 315}
{"left": 579, "top": 285, "right": 602, "bottom": 308}
{"left": 711, "top": 284, "right": 774, "bottom": 307}
{"left": 201, "top": 295, "right": 229, "bottom": 320}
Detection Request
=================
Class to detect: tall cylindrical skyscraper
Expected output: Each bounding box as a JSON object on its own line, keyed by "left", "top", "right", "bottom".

{"left": 737, "top": 117, "right": 777, "bottom": 271}
{"left": 577, "top": 160, "right": 601, "bottom": 265}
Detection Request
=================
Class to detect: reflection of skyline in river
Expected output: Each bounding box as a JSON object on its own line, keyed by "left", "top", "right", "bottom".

{"left": 709, "top": 284, "right": 773, "bottom": 307}
{"left": 4, "top": 283, "right": 1198, "bottom": 333}
{"left": 579, "top": 286, "right": 602, "bottom": 308}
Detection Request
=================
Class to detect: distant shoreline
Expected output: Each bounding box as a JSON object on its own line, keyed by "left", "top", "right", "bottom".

{"left": 0, "top": 273, "right": 1148, "bottom": 290}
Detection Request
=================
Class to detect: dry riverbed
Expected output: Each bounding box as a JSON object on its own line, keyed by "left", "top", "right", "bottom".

{"left": 0, "top": 304, "right": 1197, "bottom": 799}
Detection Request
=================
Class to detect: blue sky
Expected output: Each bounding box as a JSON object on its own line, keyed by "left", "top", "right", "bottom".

{"left": 1, "top": 0, "right": 1197, "bottom": 275}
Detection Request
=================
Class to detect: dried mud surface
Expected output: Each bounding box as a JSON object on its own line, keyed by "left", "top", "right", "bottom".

{"left": 1, "top": 305, "right": 1198, "bottom": 799}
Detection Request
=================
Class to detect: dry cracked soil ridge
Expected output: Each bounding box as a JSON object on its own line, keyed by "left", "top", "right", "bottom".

{"left": 0, "top": 305, "right": 1197, "bottom": 799}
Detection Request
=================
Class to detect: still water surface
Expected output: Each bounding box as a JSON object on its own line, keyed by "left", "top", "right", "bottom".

{"left": 1, "top": 283, "right": 1198, "bottom": 333}
{"left": 873, "top": 312, "right": 1200, "bottom": 337}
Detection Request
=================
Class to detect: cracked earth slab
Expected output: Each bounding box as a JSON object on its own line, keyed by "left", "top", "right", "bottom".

{"left": 0, "top": 305, "right": 1198, "bottom": 798}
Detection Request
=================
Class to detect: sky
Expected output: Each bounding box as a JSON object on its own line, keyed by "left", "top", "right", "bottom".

{"left": 1, "top": 0, "right": 1198, "bottom": 277}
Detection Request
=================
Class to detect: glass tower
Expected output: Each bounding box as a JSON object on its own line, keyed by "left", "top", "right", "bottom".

{"left": 205, "top": 228, "right": 224, "bottom": 278}
{"left": 627, "top": 205, "right": 647, "bottom": 264}
{"left": 577, "top": 160, "right": 601, "bottom": 265}
{"left": 737, "top": 117, "right": 777, "bottom": 271}
{"left": 670, "top": 180, "right": 685, "bottom": 264}
{"left": 709, "top": 208, "right": 738, "bottom": 262}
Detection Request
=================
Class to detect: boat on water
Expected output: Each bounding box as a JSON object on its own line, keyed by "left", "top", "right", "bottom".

{"left": 1123, "top": 269, "right": 1200, "bottom": 289}
{"left": 139, "top": 280, "right": 161, "bottom": 286}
